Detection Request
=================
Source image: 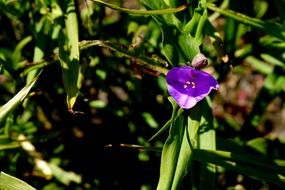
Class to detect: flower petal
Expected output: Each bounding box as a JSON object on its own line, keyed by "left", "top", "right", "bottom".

{"left": 167, "top": 84, "right": 197, "bottom": 109}
{"left": 166, "top": 66, "right": 219, "bottom": 109}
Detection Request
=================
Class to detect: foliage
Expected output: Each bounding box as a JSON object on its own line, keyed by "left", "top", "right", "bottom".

{"left": 0, "top": 0, "right": 285, "bottom": 189}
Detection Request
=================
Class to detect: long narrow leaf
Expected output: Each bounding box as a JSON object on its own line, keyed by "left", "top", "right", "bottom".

{"left": 157, "top": 115, "right": 185, "bottom": 190}
{"left": 192, "top": 149, "right": 285, "bottom": 187}
{"left": 79, "top": 40, "right": 168, "bottom": 75}
{"left": 59, "top": 0, "right": 82, "bottom": 112}
{"left": 0, "top": 74, "right": 40, "bottom": 123}
{"left": 148, "top": 97, "right": 183, "bottom": 141}
{"left": 198, "top": 98, "right": 216, "bottom": 189}
{"left": 12, "top": 36, "right": 32, "bottom": 69}
{"left": 92, "top": 0, "right": 191, "bottom": 15}
{"left": 27, "top": 17, "right": 53, "bottom": 83}
{"left": 170, "top": 105, "right": 202, "bottom": 189}
{"left": 207, "top": 3, "right": 285, "bottom": 40}
{"left": 0, "top": 171, "right": 36, "bottom": 190}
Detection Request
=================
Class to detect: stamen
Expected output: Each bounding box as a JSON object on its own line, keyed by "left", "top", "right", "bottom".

{"left": 184, "top": 81, "right": 196, "bottom": 89}
{"left": 191, "top": 82, "right": 196, "bottom": 88}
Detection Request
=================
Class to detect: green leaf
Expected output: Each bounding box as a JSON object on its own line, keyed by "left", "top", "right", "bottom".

{"left": 59, "top": 0, "right": 82, "bottom": 112}
{"left": 79, "top": 40, "right": 168, "bottom": 75}
{"left": 207, "top": 3, "right": 285, "bottom": 40}
{"left": 0, "top": 74, "right": 40, "bottom": 124}
{"left": 263, "top": 67, "right": 285, "bottom": 93}
{"left": 12, "top": 35, "right": 32, "bottom": 69}
{"left": 48, "top": 163, "right": 81, "bottom": 185}
{"left": 259, "top": 35, "right": 285, "bottom": 50}
{"left": 157, "top": 115, "right": 185, "bottom": 190}
{"left": 246, "top": 137, "right": 268, "bottom": 154}
{"left": 197, "top": 98, "right": 216, "bottom": 189}
{"left": 183, "top": 0, "right": 208, "bottom": 44}
{"left": 148, "top": 97, "right": 183, "bottom": 141}
{"left": 27, "top": 15, "right": 58, "bottom": 83}
{"left": 170, "top": 105, "right": 202, "bottom": 189}
{"left": 241, "top": 65, "right": 285, "bottom": 130}
{"left": 245, "top": 55, "right": 273, "bottom": 75}
{"left": 92, "top": 0, "right": 191, "bottom": 15}
{"left": 0, "top": 171, "right": 36, "bottom": 190}
{"left": 158, "top": 24, "right": 200, "bottom": 66}
{"left": 142, "top": 112, "right": 159, "bottom": 129}
{"left": 157, "top": 103, "right": 203, "bottom": 190}
{"left": 260, "top": 53, "right": 284, "bottom": 68}
{"left": 89, "top": 100, "right": 106, "bottom": 108}
{"left": 140, "top": 0, "right": 182, "bottom": 28}
{"left": 192, "top": 149, "right": 285, "bottom": 187}
{"left": 0, "top": 141, "right": 20, "bottom": 150}
{"left": 140, "top": 0, "right": 205, "bottom": 66}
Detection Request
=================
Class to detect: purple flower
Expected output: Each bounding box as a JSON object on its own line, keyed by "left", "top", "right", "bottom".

{"left": 166, "top": 66, "right": 219, "bottom": 109}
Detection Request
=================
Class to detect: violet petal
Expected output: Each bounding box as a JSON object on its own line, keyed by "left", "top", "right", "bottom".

{"left": 166, "top": 66, "right": 219, "bottom": 109}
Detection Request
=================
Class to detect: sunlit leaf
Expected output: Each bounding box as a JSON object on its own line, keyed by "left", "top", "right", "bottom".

{"left": 59, "top": 0, "right": 82, "bottom": 112}
{"left": 48, "top": 163, "right": 82, "bottom": 185}
{"left": 142, "top": 112, "right": 159, "bottom": 129}
{"left": 157, "top": 115, "right": 185, "bottom": 190}
{"left": 0, "top": 172, "right": 36, "bottom": 190}
{"left": 0, "top": 74, "right": 40, "bottom": 123}
{"left": 156, "top": 102, "right": 204, "bottom": 190}
{"left": 197, "top": 98, "right": 216, "bottom": 189}
{"left": 192, "top": 149, "right": 285, "bottom": 187}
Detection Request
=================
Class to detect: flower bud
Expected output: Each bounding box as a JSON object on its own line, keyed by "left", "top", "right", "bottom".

{"left": 191, "top": 53, "right": 208, "bottom": 69}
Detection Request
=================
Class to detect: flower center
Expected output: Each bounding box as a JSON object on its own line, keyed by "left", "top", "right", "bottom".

{"left": 183, "top": 81, "right": 196, "bottom": 89}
